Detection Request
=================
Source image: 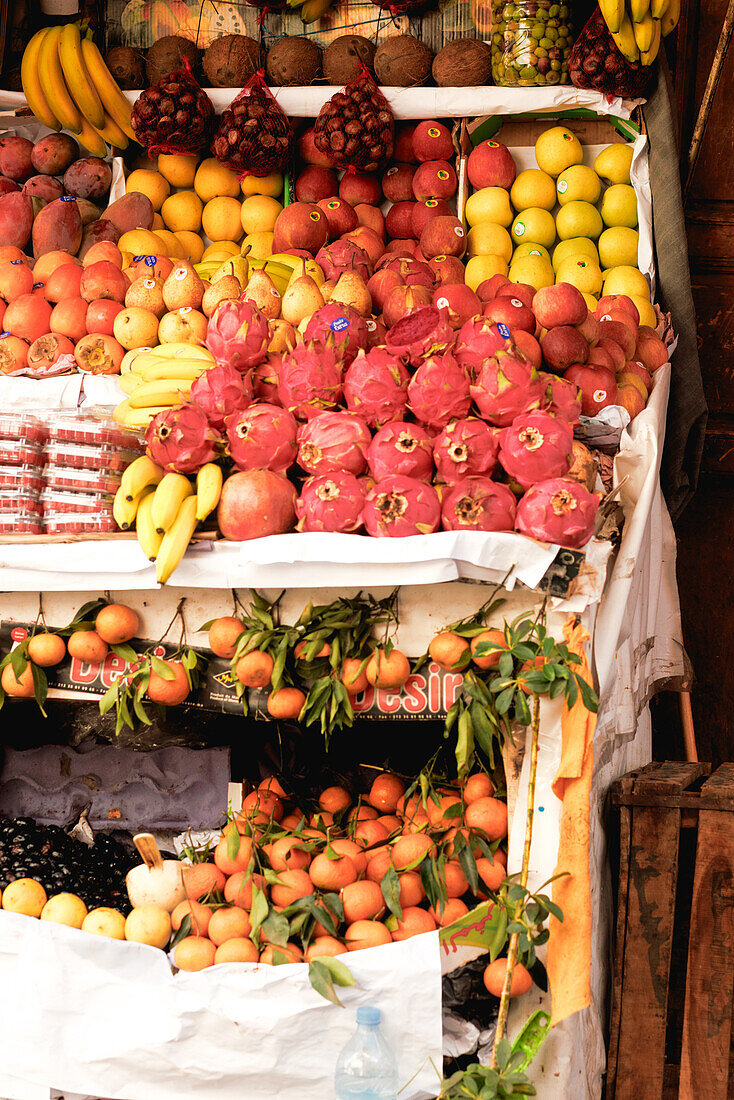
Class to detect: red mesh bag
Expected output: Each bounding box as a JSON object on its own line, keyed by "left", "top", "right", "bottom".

{"left": 568, "top": 7, "right": 655, "bottom": 98}
{"left": 314, "top": 68, "right": 394, "bottom": 173}
{"left": 211, "top": 69, "right": 294, "bottom": 178}
{"left": 131, "top": 60, "right": 214, "bottom": 157}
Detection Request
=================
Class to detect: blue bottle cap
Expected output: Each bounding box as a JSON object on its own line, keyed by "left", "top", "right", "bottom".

{"left": 357, "top": 1006, "right": 381, "bottom": 1025}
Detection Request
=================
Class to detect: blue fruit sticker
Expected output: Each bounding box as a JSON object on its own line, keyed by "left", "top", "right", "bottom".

{"left": 60, "top": 195, "right": 76, "bottom": 202}
{"left": 497, "top": 323, "right": 511, "bottom": 339}
{"left": 331, "top": 317, "right": 349, "bottom": 332}
{"left": 0, "top": 331, "right": 10, "bottom": 337}
{"left": 33, "top": 283, "right": 43, "bottom": 289}
{"left": 10, "top": 259, "right": 22, "bottom": 266}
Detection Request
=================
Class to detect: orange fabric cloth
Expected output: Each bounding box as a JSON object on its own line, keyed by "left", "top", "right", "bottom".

{"left": 546, "top": 618, "right": 595, "bottom": 1026}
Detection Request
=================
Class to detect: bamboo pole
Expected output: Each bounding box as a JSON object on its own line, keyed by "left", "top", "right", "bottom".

{"left": 683, "top": 0, "right": 734, "bottom": 201}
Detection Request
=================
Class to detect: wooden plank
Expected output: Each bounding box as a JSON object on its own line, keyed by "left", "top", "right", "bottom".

{"left": 679, "top": 769, "right": 734, "bottom": 1099}
{"left": 0, "top": 530, "right": 219, "bottom": 546}
{"left": 605, "top": 781, "right": 634, "bottom": 1099}
{"left": 613, "top": 802, "right": 683, "bottom": 1100}
{"left": 612, "top": 763, "right": 711, "bottom": 805}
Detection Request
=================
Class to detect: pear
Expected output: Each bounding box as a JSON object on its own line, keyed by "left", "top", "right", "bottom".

{"left": 162, "top": 261, "right": 205, "bottom": 311}
{"left": 158, "top": 308, "right": 208, "bottom": 345}
{"left": 243, "top": 268, "right": 282, "bottom": 320}
{"left": 202, "top": 275, "right": 241, "bottom": 318}
{"left": 269, "top": 317, "right": 297, "bottom": 353}
{"left": 320, "top": 280, "right": 335, "bottom": 302}
{"left": 329, "top": 271, "right": 372, "bottom": 317}
{"left": 125, "top": 276, "right": 166, "bottom": 319}
{"left": 213, "top": 255, "right": 248, "bottom": 286}
{"left": 281, "top": 261, "right": 325, "bottom": 326}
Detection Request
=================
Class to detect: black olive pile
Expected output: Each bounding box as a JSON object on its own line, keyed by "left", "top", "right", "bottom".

{"left": 0, "top": 817, "right": 136, "bottom": 913}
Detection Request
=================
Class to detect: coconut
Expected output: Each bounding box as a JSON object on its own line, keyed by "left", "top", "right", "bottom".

{"left": 432, "top": 38, "right": 492, "bottom": 86}
{"left": 105, "top": 46, "right": 145, "bottom": 90}
{"left": 323, "top": 35, "right": 376, "bottom": 85}
{"left": 202, "top": 34, "right": 262, "bottom": 87}
{"left": 266, "top": 37, "right": 322, "bottom": 86}
{"left": 374, "top": 35, "right": 433, "bottom": 87}
{"left": 145, "top": 36, "right": 200, "bottom": 85}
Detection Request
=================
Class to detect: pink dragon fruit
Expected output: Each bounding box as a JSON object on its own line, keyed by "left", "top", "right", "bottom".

{"left": 470, "top": 346, "right": 546, "bottom": 427}
{"left": 315, "top": 240, "right": 372, "bottom": 282}
{"left": 278, "top": 341, "right": 343, "bottom": 420}
{"left": 434, "top": 418, "right": 500, "bottom": 483}
{"left": 514, "top": 477, "right": 599, "bottom": 549}
{"left": 441, "top": 477, "right": 517, "bottom": 532}
{"left": 145, "top": 403, "right": 221, "bottom": 474}
{"left": 375, "top": 254, "right": 436, "bottom": 289}
{"left": 303, "top": 304, "right": 369, "bottom": 365}
{"left": 408, "top": 351, "right": 471, "bottom": 429}
{"left": 385, "top": 305, "right": 454, "bottom": 367}
{"left": 297, "top": 411, "right": 371, "bottom": 476}
{"left": 189, "top": 363, "right": 253, "bottom": 431}
{"left": 343, "top": 348, "right": 409, "bottom": 428}
{"left": 225, "top": 403, "right": 298, "bottom": 473}
{"left": 540, "top": 372, "right": 582, "bottom": 425}
{"left": 367, "top": 421, "right": 434, "bottom": 481}
{"left": 499, "top": 410, "right": 574, "bottom": 490}
{"left": 252, "top": 358, "right": 281, "bottom": 404}
{"left": 454, "top": 318, "right": 511, "bottom": 378}
{"left": 205, "top": 300, "right": 269, "bottom": 373}
{"left": 363, "top": 475, "right": 441, "bottom": 537}
{"left": 296, "top": 472, "right": 366, "bottom": 533}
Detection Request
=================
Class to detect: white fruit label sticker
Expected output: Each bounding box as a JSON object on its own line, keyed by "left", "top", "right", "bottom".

{"left": 514, "top": 222, "right": 525, "bottom": 236}
{"left": 510, "top": 298, "right": 523, "bottom": 308}
{"left": 593, "top": 389, "right": 607, "bottom": 403}
{"left": 366, "top": 319, "right": 376, "bottom": 331}
{"left": 174, "top": 268, "right": 187, "bottom": 280}
{"left": 179, "top": 306, "right": 192, "bottom": 314}
{"left": 437, "top": 297, "right": 449, "bottom": 309}
{"left": 270, "top": 288, "right": 281, "bottom": 298}
{"left": 557, "top": 180, "right": 568, "bottom": 194}
{"left": 143, "top": 279, "right": 156, "bottom": 289}
{"left": 635, "top": 361, "right": 644, "bottom": 368}
{"left": 454, "top": 227, "right": 464, "bottom": 237}
{"left": 387, "top": 167, "right": 398, "bottom": 176}
{"left": 529, "top": 249, "right": 541, "bottom": 256}
{"left": 600, "top": 314, "right": 612, "bottom": 322}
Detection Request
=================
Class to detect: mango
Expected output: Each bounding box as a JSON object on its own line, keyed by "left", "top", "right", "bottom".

{"left": 78, "top": 218, "right": 121, "bottom": 260}
{"left": 104, "top": 192, "right": 155, "bottom": 234}
{"left": 0, "top": 192, "right": 33, "bottom": 250}
{"left": 32, "top": 196, "right": 83, "bottom": 258}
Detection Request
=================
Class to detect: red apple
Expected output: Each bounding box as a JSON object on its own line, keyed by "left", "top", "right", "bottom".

{"left": 564, "top": 364, "right": 618, "bottom": 417}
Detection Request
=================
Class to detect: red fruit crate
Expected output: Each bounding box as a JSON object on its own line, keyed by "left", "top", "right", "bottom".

{"left": 606, "top": 762, "right": 734, "bottom": 1100}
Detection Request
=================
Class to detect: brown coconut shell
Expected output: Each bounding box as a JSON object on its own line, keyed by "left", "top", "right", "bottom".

{"left": 145, "top": 36, "right": 200, "bottom": 85}
{"left": 202, "top": 35, "right": 262, "bottom": 88}
{"left": 105, "top": 46, "right": 145, "bottom": 90}
{"left": 322, "top": 35, "right": 376, "bottom": 85}
{"left": 374, "top": 35, "right": 433, "bottom": 87}
{"left": 266, "top": 37, "right": 322, "bottom": 87}
{"left": 432, "top": 38, "right": 492, "bottom": 87}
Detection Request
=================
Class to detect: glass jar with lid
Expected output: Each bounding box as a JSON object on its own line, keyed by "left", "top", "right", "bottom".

{"left": 490, "top": 0, "right": 574, "bottom": 87}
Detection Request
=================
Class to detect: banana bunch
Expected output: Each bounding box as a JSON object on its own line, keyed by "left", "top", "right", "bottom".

{"left": 285, "top": 0, "right": 336, "bottom": 24}
{"left": 194, "top": 253, "right": 326, "bottom": 298}
{"left": 21, "top": 25, "right": 134, "bottom": 154}
{"left": 114, "top": 344, "right": 214, "bottom": 429}
{"left": 115, "top": 459, "right": 223, "bottom": 583}
{"left": 599, "top": 0, "right": 679, "bottom": 64}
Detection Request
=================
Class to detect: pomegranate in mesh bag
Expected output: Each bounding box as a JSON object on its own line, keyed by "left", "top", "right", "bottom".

{"left": 296, "top": 472, "right": 366, "bottom": 533}
{"left": 499, "top": 410, "right": 574, "bottom": 490}
{"left": 278, "top": 341, "right": 343, "bottom": 420}
{"left": 303, "top": 304, "right": 368, "bottom": 365}
{"left": 363, "top": 474, "right": 441, "bottom": 537}
{"left": 314, "top": 71, "right": 394, "bottom": 172}
{"left": 146, "top": 404, "right": 221, "bottom": 474}
{"left": 434, "top": 418, "right": 499, "bottom": 483}
{"left": 408, "top": 351, "right": 471, "bottom": 429}
{"left": 569, "top": 7, "right": 655, "bottom": 98}
{"left": 132, "top": 63, "right": 214, "bottom": 157}
{"left": 190, "top": 363, "right": 253, "bottom": 431}
{"left": 342, "top": 348, "right": 410, "bottom": 428}
{"left": 515, "top": 477, "right": 599, "bottom": 549}
{"left": 471, "top": 346, "right": 546, "bottom": 427}
{"left": 297, "top": 411, "right": 371, "bottom": 476}
{"left": 367, "top": 421, "right": 434, "bottom": 482}
{"left": 441, "top": 477, "right": 517, "bottom": 533}
{"left": 206, "top": 300, "right": 269, "bottom": 373}
{"left": 225, "top": 403, "right": 298, "bottom": 473}
{"left": 385, "top": 305, "right": 454, "bottom": 367}
{"left": 211, "top": 70, "right": 293, "bottom": 177}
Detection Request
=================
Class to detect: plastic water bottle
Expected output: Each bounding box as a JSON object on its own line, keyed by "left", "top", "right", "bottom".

{"left": 334, "top": 1005, "right": 399, "bottom": 1099}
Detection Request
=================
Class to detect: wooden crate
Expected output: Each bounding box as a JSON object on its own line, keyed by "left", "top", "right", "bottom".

{"left": 606, "top": 761, "right": 734, "bottom": 1100}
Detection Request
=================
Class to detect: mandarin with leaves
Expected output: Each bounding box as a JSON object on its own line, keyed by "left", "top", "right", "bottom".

{"left": 95, "top": 603, "right": 139, "bottom": 644}
{"left": 483, "top": 957, "right": 533, "bottom": 997}
{"left": 235, "top": 650, "right": 274, "bottom": 688}
{"left": 208, "top": 616, "right": 244, "bottom": 659}
{"left": 267, "top": 687, "right": 306, "bottom": 719}
{"left": 26, "top": 633, "right": 66, "bottom": 667}
{"left": 1, "top": 661, "right": 35, "bottom": 697}
{"left": 428, "top": 631, "right": 470, "bottom": 671}
{"left": 470, "top": 628, "right": 506, "bottom": 670}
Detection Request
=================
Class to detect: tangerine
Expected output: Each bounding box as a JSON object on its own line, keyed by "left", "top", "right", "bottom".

{"left": 319, "top": 785, "right": 351, "bottom": 814}
{"left": 330, "top": 838, "right": 367, "bottom": 875}
{"left": 182, "top": 862, "right": 226, "bottom": 900}
{"left": 426, "top": 793, "right": 462, "bottom": 831}
{"left": 309, "top": 852, "right": 357, "bottom": 891}
{"left": 215, "top": 937, "right": 259, "bottom": 964}
{"left": 464, "top": 797, "right": 508, "bottom": 841}
{"left": 365, "top": 648, "right": 411, "bottom": 689}
{"left": 267, "top": 687, "right": 306, "bottom": 719}
{"left": 305, "top": 936, "right": 344, "bottom": 960}
{"left": 368, "top": 772, "right": 405, "bottom": 812}
{"left": 270, "top": 868, "right": 313, "bottom": 907}
{"left": 214, "top": 833, "right": 253, "bottom": 876}
{"left": 377, "top": 814, "right": 402, "bottom": 835}
{"left": 392, "top": 833, "right": 436, "bottom": 870}
{"left": 146, "top": 660, "right": 190, "bottom": 705}
{"left": 355, "top": 820, "right": 390, "bottom": 849}
{"left": 260, "top": 942, "right": 304, "bottom": 965}
{"left": 463, "top": 772, "right": 494, "bottom": 803}
{"left": 341, "top": 657, "right": 369, "bottom": 695}
{"left": 428, "top": 631, "right": 470, "bottom": 671}
{"left": 342, "top": 880, "right": 386, "bottom": 923}
{"left": 517, "top": 655, "right": 547, "bottom": 694}
{"left": 476, "top": 856, "right": 506, "bottom": 892}
{"left": 294, "top": 639, "right": 330, "bottom": 659}
{"left": 235, "top": 650, "right": 273, "bottom": 687}
{"left": 171, "top": 899, "right": 212, "bottom": 937}
{"left": 442, "top": 860, "right": 470, "bottom": 898}
{"left": 366, "top": 850, "right": 393, "bottom": 884}
{"left": 349, "top": 803, "right": 379, "bottom": 822}
{"left": 67, "top": 629, "right": 108, "bottom": 664}
{"left": 483, "top": 958, "right": 533, "bottom": 997}
{"left": 208, "top": 616, "right": 244, "bottom": 659}
{"left": 95, "top": 603, "right": 139, "bottom": 644}
{"left": 392, "top": 906, "right": 437, "bottom": 941}
{"left": 258, "top": 776, "right": 287, "bottom": 798}
{"left": 175, "top": 936, "right": 217, "bottom": 971}
{"left": 26, "top": 632, "right": 66, "bottom": 667}
{"left": 429, "top": 898, "right": 469, "bottom": 927}
{"left": 398, "top": 871, "right": 425, "bottom": 907}
{"left": 241, "top": 789, "right": 284, "bottom": 823}
{"left": 224, "top": 871, "right": 263, "bottom": 910}
{"left": 208, "top": 906, "right": 252, "bottom": 946}
{"left": 345, "top": 919, "right": 392, "bottom": 951}
{"left": 1, "top": 662, "right": 35, "bottom": 697}
{"left": 470, "top": 628, "right": 506, "bottom": 670}
{"left": 269, "top": 836, "right": 311, "bottom": 872}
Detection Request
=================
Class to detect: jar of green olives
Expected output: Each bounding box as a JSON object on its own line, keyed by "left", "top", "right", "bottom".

{"left": 490, "top": 0, "right": 574, "bottom": 86}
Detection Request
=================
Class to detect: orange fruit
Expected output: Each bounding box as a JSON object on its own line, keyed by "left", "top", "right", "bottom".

{"left": 377, "top": 814, "right": 402, "bottom": 835}
{"left": 182, "top": 862, "right": 226, "bottom": 900}
{"left": 309, "top": 852, "right": 357, "bottom": 891}
{"left": 426, "top": 793, "right": 462, "bottom": 831}
{"left": 26, "top": 632, "right": 66, "bottom": 667}
{"left": 267, "top": 687, "right": 306, "bottom": 719}
{"left": 319, "top": 785, "right": 351, "bottom": 813}
{"left": 444, "top": 826, "right": 482, "bottom": 859}
{"left": 470, "top": 628, "right": 506, "bottom": 670}
{"left": 392, "top": 833, "right": 435, "bottom": 870}
{"left": 294, "top": 639, "right": 330, "bottom": 659}
{"left": 2, "top": 877, "right": 46, "bottom": 916}
{"left": 341, "top": 657, "right": 368, "bottom": 695}
{"left": 330, "top": 838, "right": 367, "bottom": 875}
{"left": 305, "top": 936, "right": 344, "bottom": 960}
{"left": 260, "top": 941, "right": 303, "bottom": 964}
{"left": 442, "top": 860, "right": 470, "bottom": 898}
{"left": 398, "top": 871, "right": 425, "bottom": 907}
{"left": 208, "top": 616, "right": 244, "bottom": 659}
{"left": 341, "top": 880, "right": 386, "bottom": 922}
{"left": 241, "top": 789, "right": 284, "bottom": 823}
{"left": 392, "top": 906, "right": 437, "bottom": 940}
{"left": 214, "top": 833, "right": 253, "bottom": 876}
{"left": 235, "top": 650, "right": 273, "bottom": 687}
{"left": 310, "top": 810, "right": 334, "bottom": 829}
{"left": 428, "top": 631, "right": 470, "bottom": 671}
{"left": 258, "top": 776, "right": 287, "bottom": 798}
{"left": 345, "top": 919, "right": 392, "bottom": 951}
{"left": 476, "top": 856, "right": 506, "bottom": 892}
{"left": 95, "top": 603, "right": 139, "bottom": 644}
{"left": 171, "top": 899, "right": 212, "bottom": 937}
{"left": 270, "top": 869, "right": 313, "bottom": 907}
{"left": 429, "top": 898, "right": 469, "bottom": 927}
{"left": 224, "top": 870, "right": 263, "bottom": 910}
{"left": 366, "top": 850, "right": 393, "bottom": 884}
{"left": 123, "top": 904, "right": 169, "bottom": 947}
{"left": 215, "top": 937, "right": 259, "bottom": 964}
{"left": 312, "top": 902, "right": 339, "bottom": 937}
{"left": 269, "top": 836, "right": 311, "bottom": 872}
{"left": 517, "top": 655, "right": 546, "bottom": 694}
{"left": 281, "top": 811, "right": 304, "bottom": 830}
{"left": 349, "top": 803, "right": 379, "bottom": 822}
{"left": 463, "top": 772, "right": 494, "bottom": 803}
{"left": 175, "top": 936, "right": 216, "bottom": 971}
{"left": 483, "top": 958, "right": 533, "bottom": 997}
{"left": 355, "top": 820, "right": 389, "bottom": 849}
{"left": 67, "top": 629, "right": 108, "bottom": 664}
{"left": 365, "top": 648, "right": 410, "bottom": 689}
{"left": 1, "top": 662, "right": 35, "bottom": 697}
{"left": 208, "top": 906, "right": 252, "bottom": 946}
{"left": 146, "top": 660, "right": 190, "bottom": 705}
{"left": 368, "top": 772, "right": 405, "bottom": 812}
{"left": 464, "top": 797, "right": 508, "bottom": 841}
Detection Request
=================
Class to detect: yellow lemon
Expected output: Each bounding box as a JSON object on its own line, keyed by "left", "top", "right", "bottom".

{"left": 508, "top": 254, "right": 554, "bottom": 291}
{"left": 41, "top": 892, "right": 88, "bottom": 929}
{"left": 535, "top": 125, "right": 583, "bottom": 177}
{"left": 175, "top": 230, "right": 205, "bottom": 263}
{"left": 555, "top": 256, "right": 604, "bottom": 296}
{"left": 603, "top": 265, "right": 650, "bottom": 299}
{"left": 555, "top": 201, "right": 603, "bottom": 241}
{"left": 511, "top": 207, "right": 556, "bottom": 249}
{"left": 464, "top": 255, "right": 509, "bottom": 292}
{"left": 125, "top": 904, "right": 172, "bottom": 950}
{"left": 2, "top": 877, "right": 46, "bottom": 917}
{"left": 161, "top": 190, "right": 204, "bottom": 233}
{"left": 466, "top": 222, "right": 513, "bottom": 262}
{"left": 125, "top": 168, "right": 170, "bottom": 212}
{"left": 240, "top": 195, "right": 283, "bottom": 236}
{"left": 202, "top": 240, "right": 240, "bottom": 260}
{"left": 153, "top": 229, "right": 185, "bottom": 258}
{"left": 465, "top": 187, "right": 514, "bottom": 227}
{"left": 82, "top": 907, "right": 126, "bottom": 939}
{"left": 241, "top": 172, "right": 284, "bottom": 198}
{"left": 158, "top": 152, "right": 200, "bottom": 189}
{"left": 582, "top": 292, "right": 599, "bottom": 311}
{"left": 513, "top": 242, "right": 551, "bottom": 265}
{"left": 630, "top": 294, "right": 657, "bottom": 327}
{"left": 600, "top": 183, "right": 638, "bottom": 228}
{"left": 598, "top": 226, "right": 639, "bottom": 269}
{"left": 241, "top": 231, "right": 275, "bottom": 259}
{"left": 556, "top": 164, "right": 601, "bottom": 206}
{"left": 552, "top": 236, "right": 599, "bottom": 272}
{"left": 202, "top": 196, "right": 243, "bottom": 242}
{"left": 594, "top": 143, "right": 633, "bottom": 185}
{"left": 194, "top": 157, "right": 240, "bottom": 202}
{"left": 510, "top": 169, "right": 556, "bottom": 212}
{"left": 118, "top": 228, "right": 168, "bottom": 256}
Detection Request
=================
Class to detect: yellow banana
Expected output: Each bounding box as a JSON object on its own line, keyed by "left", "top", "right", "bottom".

{"left": 113, "top": 484, "right": 147, "bottom": 530}
{"left": 152, "top": 473, "right": 194, "bottom": 534}
{"left": 121, "top": 347, "right": 157, "bottom": 373}
{"left": 80, "top": 37, "right": 135, "bottom": 140}
{"left": 629, "top": 0, "right": 650, "bottom": 23}
{"left": 651, "top": 0, "right": 668, "bottom": 19}
{"left": 196, "top": 464, "right": 223, "bottom": 522}
{"left": 212, "top": 256, "right": 249, "bottom": 285}
{"left": 661, "top": 0, "right": 680, "bottom": 34}
{"left": 138, "top": 361, "right": 208, "bottom": 382}
{"left": 611, "top": 15, "right": 640, "bottom": 61}
{"left": 119, "top": 373, "right": 141, "bottom": 395}
{"left": 93, "top": 111, "right": 129, "bottom": 150}
{"left": 58, "top": 23, "right": 104, "bottom": 129}
{"left": 156, "top": 495, "right": 199, "bottom": 584}
{"left": 135, "top": 489, "right": 163, "bottom": 562}
{"left": 128, "top": 379, "right": 193, "bottom": 409}
{"left": 598, "top": 0, "right": 625, "bottom": 32}
{"left": 300, "top": 0, "right": 334, "bottom": 23}
{"left": 38, "top": 26, "right": 82, "bottom": 134}
{"left": 76, "top": 115, "right": 108, "bottom": 157}
{"left": 633, "top": 10, "right": 655, "bottom": 50}
{"left": 642, "top": 17, "right": 662, "bottom": 61}
{"left": 145, "top": 343, "right": 213, "bottom": 361}
{"left": 21, "top": 30, "right": 61, "bottom": 130}
{"left": 113, "top": 399, "right": 168, "bottom": 428}
{"left": 120, "top": 455, "right": 164, "bottom": 502}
